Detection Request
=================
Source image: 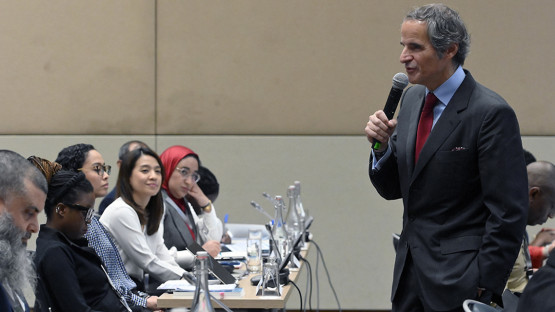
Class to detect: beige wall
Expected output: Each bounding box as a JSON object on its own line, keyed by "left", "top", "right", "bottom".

{"left": 1, "top": 0, "right": 554, "bottom": 310}
{"left": 0, "top": 1, "right": 553, "bottom": 135}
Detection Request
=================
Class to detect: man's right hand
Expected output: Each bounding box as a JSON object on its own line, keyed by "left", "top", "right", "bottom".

{"left": 365, "top": 110, "right": 397, "bottom": 152}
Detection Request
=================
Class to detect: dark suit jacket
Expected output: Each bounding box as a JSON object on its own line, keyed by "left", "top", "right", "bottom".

{"left": 98, "top": 188, "right": 116, "bottom": 215}
{"left": 0, "top": 282, "right": 29, "bottom": 312}
{"left": 370, "top": 70, "right": 528, "bottom": 310}
{"left": 162, "top": 191, "right": 197, "bottom": 252}
{"left": 0, "top": 283, "right": 10, "bottom": 312}
{"left": 516, "top": 249, "right": 555, "bottom": 311}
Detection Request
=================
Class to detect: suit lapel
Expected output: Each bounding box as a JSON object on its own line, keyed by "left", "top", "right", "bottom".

{"left": 164, "top": 194, "right": 195, "bottom": 245}
{"left": 410, "top": 72, "right": 476, "bottom": 183}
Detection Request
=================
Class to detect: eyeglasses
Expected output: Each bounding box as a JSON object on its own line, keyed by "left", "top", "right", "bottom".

{"left": 64, "top": 203, "right": 95, "bottom": 223}
{"left": 78, "top": 164, "right": 111, "bottom": 176}
{"left": 175, "top": 167, "right": 201, "bottom": 183}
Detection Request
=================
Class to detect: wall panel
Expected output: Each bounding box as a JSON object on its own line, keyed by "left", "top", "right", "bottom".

{"left": 0, "top": 1, "right": 155, "bottom": 134}
{"left": 0, "top": 1, "right": 551, "bottom": 135}
{"left": 156, "top": 0, "right": 555, "bottom": 135}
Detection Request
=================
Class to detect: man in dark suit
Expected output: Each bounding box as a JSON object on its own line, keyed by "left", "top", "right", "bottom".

{"left": 364, "top": 4, "right": 528, "bottom": 311}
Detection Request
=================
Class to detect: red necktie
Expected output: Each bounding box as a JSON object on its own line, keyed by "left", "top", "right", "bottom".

{"left": 415, "top": 92, "right": 438, "bottom": 163}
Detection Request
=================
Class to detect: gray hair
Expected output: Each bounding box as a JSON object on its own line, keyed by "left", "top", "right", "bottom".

{"left": 0, "top": 150, "right": 47, "bottom": 202}
{"left": 0, "top": 212, "right": 36, "bottom": 294}
{"left": 405, "top": 3, "right": 470, "bottom": 67}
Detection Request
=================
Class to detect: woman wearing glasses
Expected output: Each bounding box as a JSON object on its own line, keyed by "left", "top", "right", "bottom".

{"left": 159, "top": 145, "right": 223, "bottom": 268}
{"left": 55, "top": 143, "right": 111, "bottom": 198}
{"left": 31, "top": 159, "right": 129, "bottom": 312}
{"left": 100, "top": 147, "right": 186, "bottom": 292}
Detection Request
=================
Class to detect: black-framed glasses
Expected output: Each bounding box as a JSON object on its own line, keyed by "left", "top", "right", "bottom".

{"left": 64, "top": 203, "right": 95, "bottom": 223}
{"left": 175, "top": 167, "right": 201, "bottom": 183}
{"left": 78, "top": 164, "right": 111, "bottom": 176}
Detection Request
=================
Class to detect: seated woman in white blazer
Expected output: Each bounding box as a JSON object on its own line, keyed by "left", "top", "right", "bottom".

{"left": 100, "top": 147, "right": 186, "bottom": 292}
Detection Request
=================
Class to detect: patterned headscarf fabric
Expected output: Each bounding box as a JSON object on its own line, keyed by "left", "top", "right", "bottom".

{"left": 27, "top": 156, "right": 62, "bottom": 183}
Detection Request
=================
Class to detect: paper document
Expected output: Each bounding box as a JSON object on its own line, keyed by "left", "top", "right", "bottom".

{"left": 218, "top": 239, "right": 269, "bottom": 257}
{"left": 158, "top": 280, "right": 237, "bottom": 292}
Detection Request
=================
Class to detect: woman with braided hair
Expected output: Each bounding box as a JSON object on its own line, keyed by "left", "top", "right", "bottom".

{"left": 30, "top": 157, "right": 130, "bottom": 312}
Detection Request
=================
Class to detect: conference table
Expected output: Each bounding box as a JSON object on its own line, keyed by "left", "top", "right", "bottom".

{"left": 158, "top": 243, "right": 310, "bottom": 309}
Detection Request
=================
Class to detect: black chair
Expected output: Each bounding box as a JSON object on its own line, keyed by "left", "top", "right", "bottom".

{"left": 501, "top": 289, "right": 520, "bottom": 312}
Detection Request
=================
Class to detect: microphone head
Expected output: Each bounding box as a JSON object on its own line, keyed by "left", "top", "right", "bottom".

{"left": 392, "top": 73, "right": 409, "bottom": 90}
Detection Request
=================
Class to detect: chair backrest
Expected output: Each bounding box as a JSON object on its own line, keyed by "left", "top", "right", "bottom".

{"left": 502, "top": 289, "right": 519, "bottom": 312}
{"left": 463, "top": 299, "right": 502, "bottom": 312}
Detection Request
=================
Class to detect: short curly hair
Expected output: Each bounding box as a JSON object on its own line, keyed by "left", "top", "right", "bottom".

{"left": 55, "top": 143, "right": 95, "bottom": 172}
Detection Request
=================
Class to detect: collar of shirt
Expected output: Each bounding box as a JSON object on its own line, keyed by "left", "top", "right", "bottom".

{"left": 425, "top": 66, "right": 465, "bottom": 128}
{"left": 426, "top": 65, "right": 465, "bottom": 107}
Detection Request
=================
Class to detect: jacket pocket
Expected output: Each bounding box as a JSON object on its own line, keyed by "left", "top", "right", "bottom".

{"left": 440, "top": 236, "right": 482, "bottom": 255}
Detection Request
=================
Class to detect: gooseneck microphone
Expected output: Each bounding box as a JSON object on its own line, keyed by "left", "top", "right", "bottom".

{"left": 372, "top": 72, "right": 409, "bottom": 150}
{"left": 250, "top": 201, "right": 274, "bottom": 220}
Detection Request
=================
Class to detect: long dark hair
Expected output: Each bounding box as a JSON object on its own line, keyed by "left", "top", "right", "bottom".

{"left": 116, "top": 147, "right": 165, "bottom": 235}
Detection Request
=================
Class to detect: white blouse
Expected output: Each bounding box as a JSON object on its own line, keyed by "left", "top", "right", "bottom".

{"left": 100, "top": 197, "right": 185, "bottom": 282}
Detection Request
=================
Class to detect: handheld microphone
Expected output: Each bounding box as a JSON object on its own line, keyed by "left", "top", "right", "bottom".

{"left": 372, "top": 72, "right": 409, "bottom": 150}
